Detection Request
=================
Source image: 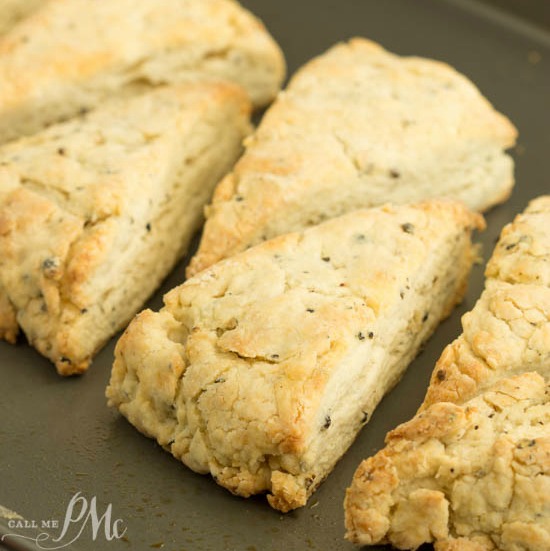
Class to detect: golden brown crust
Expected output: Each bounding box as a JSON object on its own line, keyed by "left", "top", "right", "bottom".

{"left": 422, "top": 196, "right": 550, "bottom": 410}
{"left": 345, "top": 196, "right": 550, "bottom": 550}
{"left": 108, "top": 200, "right": 482, "bottom": 511}
{"left": 0, "top": 287, "right": 18, "bottom": 343}
{"left": 486, "top": 196, "right": 550, "bottom": 287}
{"left": 346, "top": 372, "right": 550, "bottom": 550}
{"left": 0, "top": 82, "right": 251, "bottom": 374}
{"left": 188, "top": 37, "right": 515, "bottom": 276}
{"left": 0, "top": 0, "right": 285, "bottom": 143}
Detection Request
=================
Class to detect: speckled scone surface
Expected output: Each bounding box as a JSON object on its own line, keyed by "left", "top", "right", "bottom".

{"left": 0, "top": 0, "right": 44, "bottom": 35}
{"left": 188, "top": 37, "right": 516, "bottom": 277}
{"left": 0, "top": 82, "right": 251, "bottom": 374}
{"left": 0, "top": 0, "right": 285, "bottom": 143}
{"left": 345, "top": 196, "right": 550, "bottom": 550}
{"left": 346, "top": 372, "right": 550, "bottom": 551}
{"left": 422, "top": 196, "right": 550, "bottom": 410}
{"left": 107, "top": 200, "right": 483, "bottom": 511}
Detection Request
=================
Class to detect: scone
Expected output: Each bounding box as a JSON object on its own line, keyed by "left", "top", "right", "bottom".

{"left": 107, "top": 200, "right": 483, "bottom": 512}
{"left": 422, "top": 195, "right": 550, "bottom": 410}
{"left": 345, "top": 196, "right": 550, "bottom": 550}
{"left": 346, "top": 372, "right": 550, "bottom": 551}
{"left": 187, "top": 38, "right": 516, "bottom": 277}
{"left": 0, "top": 82, "right": 252, "bottom": 375}
{"left": 0, "top": 0, "right": 44, "bottom": 35}
{"left": 0, "top": 0, "right": 285, "bottom": 144}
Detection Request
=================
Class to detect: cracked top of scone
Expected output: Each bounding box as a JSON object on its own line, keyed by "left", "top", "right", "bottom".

{"left": 108, "top": 199, "right": 482, "bottom": 511}
{"left": 0, "top": 0, "right": 285, "bottom": 144}
{"left": 345, "top": 371, "right": 550, "bottom": 550}
{"left": 420, "top": 195, "right": 550, "bottom": 410}
{"left": 188, "top": 37, "right": 516, "bottom": 276}
{"left": 0, "top": 81, "right": 251, "bottom": 373}
{"left": 485, "top": 195, "right": 550, "bottom": 287}
{"left": 345, "top": 196, "right": 550, "bottom": 550}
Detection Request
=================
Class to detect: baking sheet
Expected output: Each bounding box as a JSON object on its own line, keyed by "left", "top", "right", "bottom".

{"left": 1, "top": 0, "right": 549, "bottom": 549}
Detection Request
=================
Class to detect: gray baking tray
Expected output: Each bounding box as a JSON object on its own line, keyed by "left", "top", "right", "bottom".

{"left": 1, "top": 0, "right": 549, "bottom": 549}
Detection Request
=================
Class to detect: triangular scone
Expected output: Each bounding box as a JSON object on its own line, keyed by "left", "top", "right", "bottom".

{"left": 0, "top": 0, "right": 285, "bottom": 144}
{"left": 346, "top": 372, "right": 550, "bottom": 551}
{"left": 187, "top": 38, "right": 516, "bottom": 277}
{"left": 345, "top": 196, "right": 550, "bottom": 550}
{"left": 0, "top": 82, "right": 252, "bottom": 375}
{"left": 0, "top": 0, "right": 44, "bottom": 36}
{"left": 107, "top": 200, "right": 483, "bottom": 512}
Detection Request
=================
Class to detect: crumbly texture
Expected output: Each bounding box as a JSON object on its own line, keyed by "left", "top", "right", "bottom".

{"left": 107, "top": 200, "right": 483, "bottom": 511}
{"left": 0, "top": 0, "right": 44, "bottom": 36}
{"left": 0, "top": 82, "right": 252, "bottom": 374}
{"left": 421, "top": 196, "right": 550, "bottom": 410}
{"left": 187, "top": 37, "right": 516, "bottom": 277}
{"left": 0, "top": 0, "right": 285, "bottom": 143}
{"left": 345, "top": 196, "right": 550, "bottom": 550}
{"left": 346, "top": 372, "right": 550, "bottom": 550}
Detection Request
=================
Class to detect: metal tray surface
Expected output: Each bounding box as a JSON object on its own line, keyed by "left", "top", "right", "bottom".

{"left": 1, "top": 1, "right": 549, "bottom": 549}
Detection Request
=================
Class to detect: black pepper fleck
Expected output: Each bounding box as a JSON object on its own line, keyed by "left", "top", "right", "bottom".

{"left": 389, "top": 169, "right": 401, "bottom": 178}
{"left": 357, "top": 332, "right": 366, "bottom": 341}
{"left": 42, "top": 258, "right": 58, "bottom": 271}
{"left": 368, "top": 332, "right": 374, "bottom": 339}
{"left": 322, "top": 257, "right": 331, "bottom": 262}
{"left": 322, "top": 415, "right": 331, "bottom": 430}
{"left": 401, "top": 223, "right": 415, "bottom": 234}
{"left": 57, "top": 147, "right": 66, "bottom": 156}
{"left": 436, "top": 369, "right": 446, "bottom": 381}
{"left": 422, "top": 312, "right": 429, "bottom": 322}
{"left": 146, "top": 223, "right": 152, "bottom": 232}
{"left": 306, "top": 308, "right": 315, "bottom": 313}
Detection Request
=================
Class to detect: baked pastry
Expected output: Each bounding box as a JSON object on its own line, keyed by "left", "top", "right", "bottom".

{"left": 0, "top": 0, "right": 44, "bottom": 36}
{"left": 0, "top": 82, "right": 252, "bottom": 374}
{"left": 345, "top": 196, "right": 550, "bottom": 550}
{"left": 346, "top": 372, "right": 550, "bottom": 550}
{"left": 187, "top": 38, "right": 517, "bottom": 277}
{"left": 421, "top": 199, "right": 550, "bottom": 411}
{"left": 0, "top": 0, "right": 285, "bottom": 144}
{"left": 107, "top": 200, "right": 483, "bottom": 512}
